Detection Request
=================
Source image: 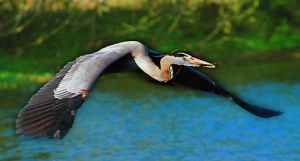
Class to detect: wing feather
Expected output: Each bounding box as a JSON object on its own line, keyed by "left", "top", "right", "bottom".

{"left": 16, "top": 59, "right": 84, "bottom": 138}
{"left": 17, "top": 42, "right": 137, "bottom": 139}
{"left": 54, "top": 54, "right": 97, "bottom": 99}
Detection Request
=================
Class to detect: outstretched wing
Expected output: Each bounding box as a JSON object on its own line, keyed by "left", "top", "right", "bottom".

{"left": 173, "top": 67, "right": 282, "bottom": 118}
{"left": 16, "top": 52, "right": 110, "bottom": 139}
{"left": 148, "top": 50, "right": 282, "bottom": 118}
{"left": 16, "top": 60, "right": 81, "bottom": 138}
{"left": 16, "top": 41, "right": 149, "bottom": 139}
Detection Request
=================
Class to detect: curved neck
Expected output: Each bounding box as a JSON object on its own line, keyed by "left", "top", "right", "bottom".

{"left": 99, "top": 41, "right": 173, "bottom": 82}
{"left": 129, "top": 42, "right": 173, "bottom": 82}
{"left": 159, "top": 56, "right": 174, "bottom": 82}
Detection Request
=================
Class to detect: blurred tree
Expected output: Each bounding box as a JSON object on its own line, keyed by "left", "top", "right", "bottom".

{"left": 0, "top": 0, "right": 299, "bottom": 55}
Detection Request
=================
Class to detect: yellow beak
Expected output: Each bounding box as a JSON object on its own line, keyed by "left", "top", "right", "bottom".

{"left": 192, "top": 58, "right": 216, "bottom": 69}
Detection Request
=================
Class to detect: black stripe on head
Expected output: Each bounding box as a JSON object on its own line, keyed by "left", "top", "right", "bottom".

{"left": 173, "top": 52, "right": 213, "bottom": 62}
{"left": 173, "top": 52, "right": 201, "bottom": 58}
{"left": 174, "top": 52, "right": 187, "bottom": 57}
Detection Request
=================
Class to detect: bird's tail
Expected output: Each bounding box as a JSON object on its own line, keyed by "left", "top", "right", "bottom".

{"left": 213, "top": 84, "right": 282, "bottom": 118}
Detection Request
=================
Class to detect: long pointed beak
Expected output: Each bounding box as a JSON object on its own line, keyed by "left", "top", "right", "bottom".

{"left": 192, "top": 59, "right": 216, "bottom": 69}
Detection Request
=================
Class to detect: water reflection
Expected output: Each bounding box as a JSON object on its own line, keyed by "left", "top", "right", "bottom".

{"left": 0, "top": 78, "right": 299, "bottom": 161}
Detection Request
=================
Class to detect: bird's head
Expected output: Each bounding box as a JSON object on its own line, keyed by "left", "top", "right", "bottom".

{"left": 169, "top": 52, "right": 215, "bottom": 69}
{"left": 159, "top": 52, "right": 215, "bottom": 82}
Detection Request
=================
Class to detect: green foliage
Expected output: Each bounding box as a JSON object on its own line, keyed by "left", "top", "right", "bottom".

{"left": 0, "top": 0, "right": 300, "bottom": 90}
{"left": 0, "top": 0, "right": 300, "bottom": 57}
{"left": 0, "top": 0, "right": 299, "bottom": 56}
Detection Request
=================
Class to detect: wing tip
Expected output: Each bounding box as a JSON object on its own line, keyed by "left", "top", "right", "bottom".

{"left": 257, "top": 110, "right": 283, "bottom": 118}
{"left": 16, "top": 96, "right": 84, "bottom": 139}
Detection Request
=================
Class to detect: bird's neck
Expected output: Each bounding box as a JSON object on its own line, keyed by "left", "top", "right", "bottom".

{"left": 160, "top": 56, "right": 174, "bottom": 82}
{"left": 101, "top": 41, "right": 173, "bottom": 82}
{"left": 132, "top": 47, "right": 173, "bottom": 82}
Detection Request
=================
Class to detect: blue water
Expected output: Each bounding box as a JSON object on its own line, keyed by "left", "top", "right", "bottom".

{"left": 1, "top": 82, "right": 300, "bottom": 161}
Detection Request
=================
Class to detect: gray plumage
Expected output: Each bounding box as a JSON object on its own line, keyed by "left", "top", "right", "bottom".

{"left": 16, "top": 61, "right": 82, "bottom": 138}
{"left": 16, "top": 41, "right": 151, "bottom": 138}
{"left": 16, "top": 41, "right": 217, "bottom": 139}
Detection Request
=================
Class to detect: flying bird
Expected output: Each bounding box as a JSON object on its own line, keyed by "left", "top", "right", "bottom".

{"left": 16, "top": 41, "right": 282, "bottom": 139}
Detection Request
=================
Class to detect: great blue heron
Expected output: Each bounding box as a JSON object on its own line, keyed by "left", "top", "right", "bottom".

{"left": 16, "top": 41, "right": 281, "bottom": 139}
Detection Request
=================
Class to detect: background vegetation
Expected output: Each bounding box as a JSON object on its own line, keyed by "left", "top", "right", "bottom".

{"left": 1, "top": 0, "right": 300, "bottom": 90}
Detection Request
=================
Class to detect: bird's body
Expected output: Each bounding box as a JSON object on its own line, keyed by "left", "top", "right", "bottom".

{"left": 54, "top": 41, "right": 183, "bottom": 99}
{"left": 16, "top": 41, "right": 281, "bottom": 139}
